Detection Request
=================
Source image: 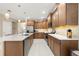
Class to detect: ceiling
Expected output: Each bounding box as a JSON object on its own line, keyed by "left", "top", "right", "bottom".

{"left": 0, "top": 3, "right": 56, "bottom": 21}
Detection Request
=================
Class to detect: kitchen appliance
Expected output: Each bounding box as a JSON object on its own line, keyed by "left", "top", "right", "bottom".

{"left": 67, "top": 29, "right": 72, "bottom": 38}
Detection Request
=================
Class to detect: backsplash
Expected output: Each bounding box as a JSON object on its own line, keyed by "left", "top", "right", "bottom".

{"left": 55, "top": 25, "right": 79, "bottom": 38}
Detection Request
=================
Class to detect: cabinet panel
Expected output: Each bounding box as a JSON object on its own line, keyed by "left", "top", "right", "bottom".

{"left": 4, "top": 41, "right": 23, "bottom": 56}
{"left": 66, "top": 3, "right": 78, "bottom": 25}
{"left": 52, "top": 9, "right": 59, "bottom": 27}
{"left": 58, "top": 4, "right": 66, "bottom": 26}
{"left": 53, "top": 39, "right": 61, "bottom": 56}
{"left": 34, "top": 33, "right": 45, "bottom": 39}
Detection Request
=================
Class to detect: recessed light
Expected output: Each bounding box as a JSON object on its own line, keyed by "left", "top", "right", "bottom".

{"left": 5, "top": 13, "right": 10, "bottom": 19}
{"left": 18, "top": 20, "right": 21, "bottom": 23}
{"left": 42, "top": 11, "right": 46, "bottom": 14}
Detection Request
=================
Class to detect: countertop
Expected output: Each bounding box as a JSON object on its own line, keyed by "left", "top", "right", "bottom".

{"left": 0, "top": 33, "right": 33, "bottom": 41}
{"left": 48, "top": 34, "right": 79, "bottom": 40}
{"left": 72, "top": 50, "right": 79, "bottom": 56}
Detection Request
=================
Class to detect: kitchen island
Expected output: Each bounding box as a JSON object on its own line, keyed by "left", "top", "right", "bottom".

{"left": 48, "top": 34, "right": 78, "bottom": 56}
{"left": 0, "top": 33, "right": 33, "bottom": 56}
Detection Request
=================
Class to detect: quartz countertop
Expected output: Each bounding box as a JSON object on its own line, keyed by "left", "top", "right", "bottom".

{"left": 0, "top": 33, "right": 33, "bottom": 41}
{"left": 48, "top": 34, "right": 79, "bottom": 40}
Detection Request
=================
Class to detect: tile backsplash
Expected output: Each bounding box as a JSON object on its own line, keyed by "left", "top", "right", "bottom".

{"left": 55, "top": 25, "right": 79, "bottom": 38}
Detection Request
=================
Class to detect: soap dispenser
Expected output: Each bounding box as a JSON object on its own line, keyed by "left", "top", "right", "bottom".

{"left": 67, "top": 29, "right": 72, "bottom": 38}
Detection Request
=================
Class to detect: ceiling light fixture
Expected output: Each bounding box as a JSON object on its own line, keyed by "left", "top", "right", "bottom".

{"left": 42, "top": 11, "right": 46, "bottom": 14}
{"left": 18, "top": 20, "right": 21, "bottom": 23}
{"left": 5, "top": 10, "right": 11, "bottom": 19}
{"left": 5, "top": 13, "right": 10, "bottom": 19}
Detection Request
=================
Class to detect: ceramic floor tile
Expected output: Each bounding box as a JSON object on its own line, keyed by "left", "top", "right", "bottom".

{"left": 28, "top": 39, "right": 54, "bottom": 56}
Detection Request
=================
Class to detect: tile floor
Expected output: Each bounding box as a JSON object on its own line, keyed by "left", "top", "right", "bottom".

{"left": 28, "top": 39, "right": 54, "bottom": 56}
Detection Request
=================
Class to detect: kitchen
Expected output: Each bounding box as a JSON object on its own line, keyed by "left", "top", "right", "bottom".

{"left": 0, "top": 3, "right": 79, "bottom": 56}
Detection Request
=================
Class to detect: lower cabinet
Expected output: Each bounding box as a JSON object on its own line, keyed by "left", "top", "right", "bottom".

{"left": 4, "top": 34, "right": 34, "bottom": 56}
{"left": 34, "top": 33, "right": 46, "bottom": 39}
{"left": 53, "top": 39, "right": 61, "bottom": 56}
{"left": 4, "top": 41, "right": 23, "bottom": 56}
{"left": 48, "top": 35, "right": 78, "bottom": 56}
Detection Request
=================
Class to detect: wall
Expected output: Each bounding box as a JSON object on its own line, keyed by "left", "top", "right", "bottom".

{"left": 78, "top": 4, "right": 79, "bottom": 25}
{"left": 3, "top": 20, "right": 12, "bottom": 36}
{"left": 0, "top": 14, "right": 3, "bottom": 37}
{"left": 56, "top": 25, "right": 79, "bottom": 37}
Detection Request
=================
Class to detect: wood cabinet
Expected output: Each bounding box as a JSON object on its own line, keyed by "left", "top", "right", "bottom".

{"left": 34, "top": 33, "right": 46, "bottom": 39}
{"left": 51, "top": 3, "right": 78, "bottom": 27}
{"left": 48, "top": 13, "right": 52, "bottom": 28}
{"left": 48, "top": 35, "right": 78, "bottom": 56}
{"left": 34, "top": 20, "right": 48, "bottom": 29}
{"left": 4, "top": 34, "right": 34, "bottom": 56}
{"left": 27, "top": 20, "right": 34, "bottom": 26}
{"left": 4, "top": 41, "right": 23, "bottom": 56}
{"left": 58, "top": 3, "right": 66, "bottom": 26}
{"left": 66, "top": 3, "right": 78, "bottom": 25}
{"left": 52, "top": 9, "right": 59, "bottom": 27}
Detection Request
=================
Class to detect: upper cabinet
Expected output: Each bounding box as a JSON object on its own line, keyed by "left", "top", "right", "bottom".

{"left": 51, "top": 3, "right": 78, "bottom": 28}
{"left": 52, "top": 9, "right": 59, "bottom": 27}
{"left": 66, "top": 3, "right": 78, "bottom": 25}
{"left": 58, "top": 3, "right": 66, "bottom": 26}
{"left": 34, "top": 20, "right": 48, "bottom": 29}
{"left": 47, "top": 13, "right": 52, "bottom": 28}
{"left": 27, "top": 20, "right": 34, "bottom": 26}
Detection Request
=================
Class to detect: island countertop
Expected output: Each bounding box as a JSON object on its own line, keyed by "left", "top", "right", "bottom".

{"left": 48, "top": 34, "right": 79, "bottom": 40}
{"left": 0, "top": 33, "right": 33, "bottom": 41}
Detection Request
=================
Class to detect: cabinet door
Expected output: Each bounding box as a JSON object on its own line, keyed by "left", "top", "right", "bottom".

{"left": 52, "top": 10, "right": 59, "bottom": 27}
{"left": 58, "top": 4, "right": 66, "bottom": 26}
{"left": 48, "top": 35, "right": 51, "bottom": 48}
{"left": 66, "top": 3, "right": 78, "bottom": 25}
{"left": 4, "top": 41, "right": 23, "bottom": 56}
{"left": 53, "top": 39, "right": 61, "bottom": 56}
{"left": 50, "top": 37, "right": 54, "bottom": 52}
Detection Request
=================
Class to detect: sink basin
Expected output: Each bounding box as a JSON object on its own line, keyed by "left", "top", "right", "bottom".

{"left": 22, "top": 33, "right": 29, "bottom": 36}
